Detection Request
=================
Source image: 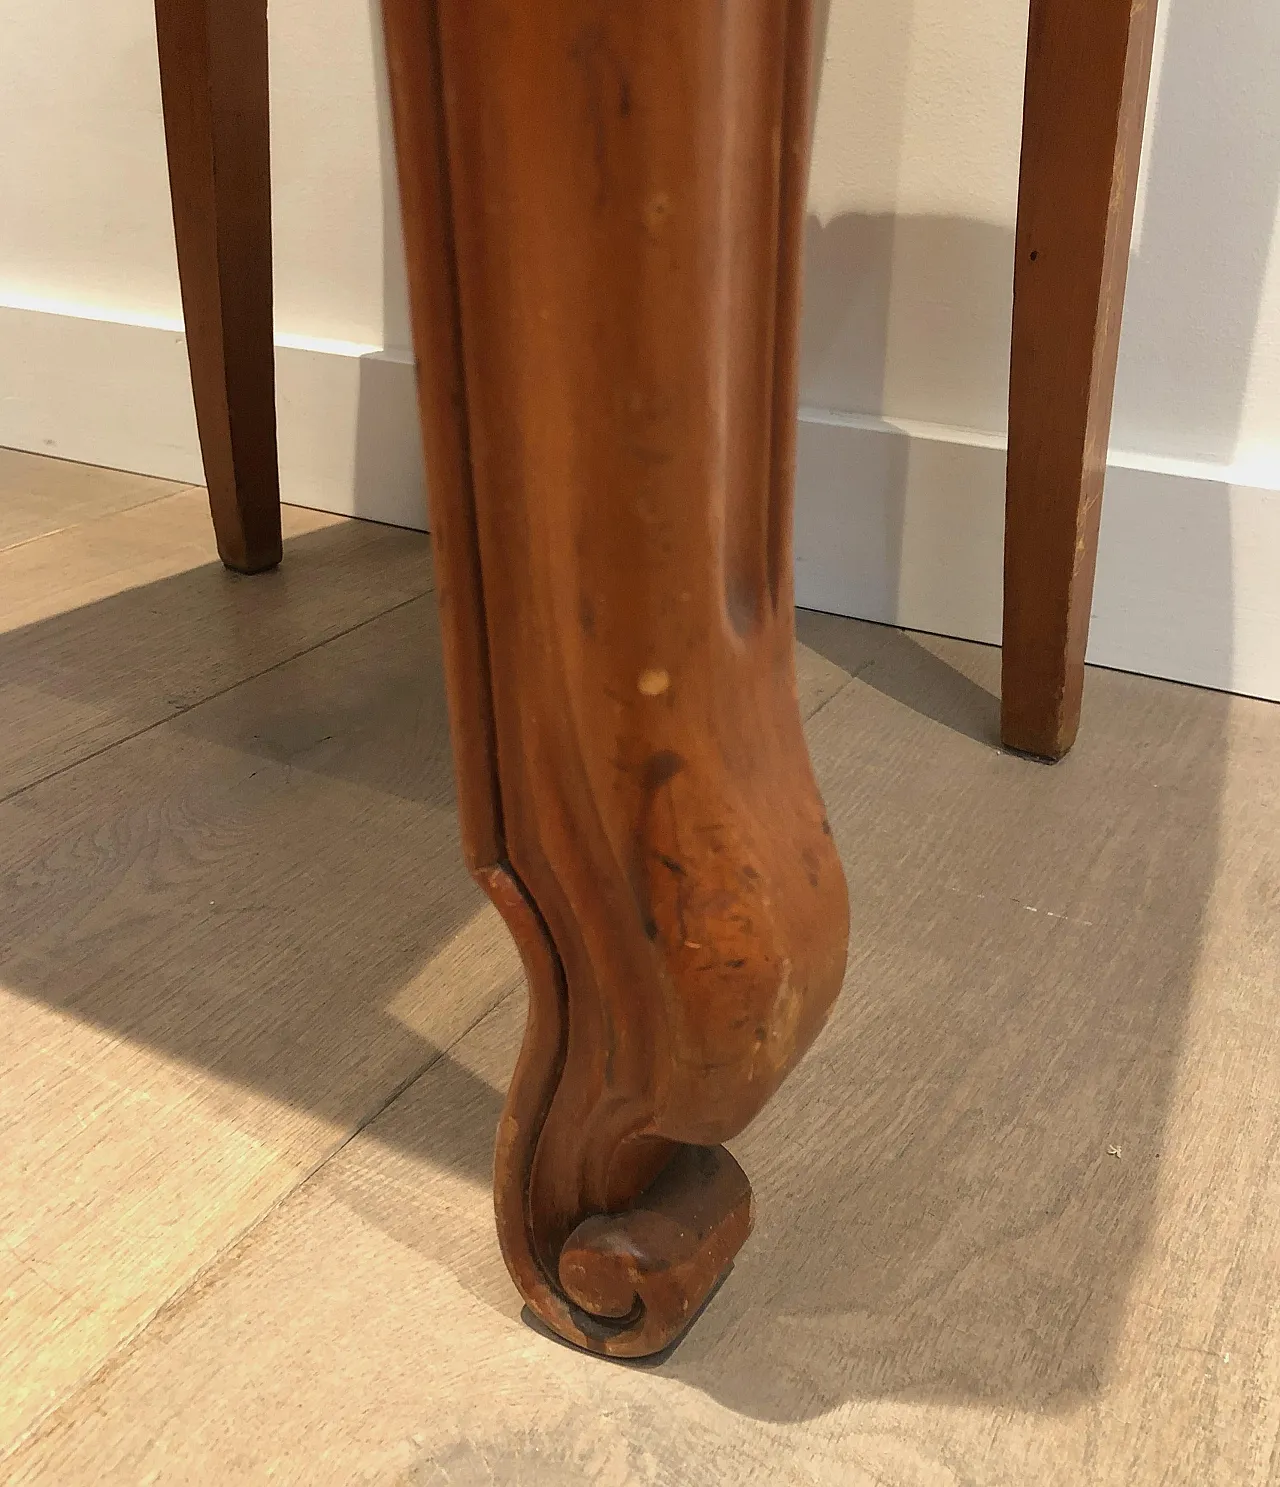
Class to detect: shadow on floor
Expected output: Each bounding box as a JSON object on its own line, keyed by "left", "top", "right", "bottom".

{"left": 8, "top": 0, "right": 1273, "bottom": 1438}
{"left": 797, "top": 608, "right": 1002, "bottom": 749}
{"left": 2, "top": 521, "right": 499, "bottom": 1187}
{"left": 663, "top": 669, "right": 1230, "bottom": 1422}
{"left": 1, "top": 516, "right": 1232, "bottom": 1427}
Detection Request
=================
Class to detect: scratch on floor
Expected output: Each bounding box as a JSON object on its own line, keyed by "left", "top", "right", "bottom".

{"left": 944, "top": 884, "right": 1095, "bottom": 927}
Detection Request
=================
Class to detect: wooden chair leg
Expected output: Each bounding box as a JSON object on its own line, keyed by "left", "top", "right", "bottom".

{"left": 1001, "top": 0, "right": 1160, "bottom": 760}
{"left": 382, "top": 0, "right": 850, "bottom": 1357}
{"left": 154, "top": 0, "right": 282, "bottom": 575}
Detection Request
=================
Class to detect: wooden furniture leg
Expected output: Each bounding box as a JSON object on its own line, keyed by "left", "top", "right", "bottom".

{"left": 154, "top": 0, "right": 282, "bottom": 575}
{"left": 382, "top": 0, "right": 850, "bottom": 1357}
{"left": 1001, "top": 0, "right": 1160, "bottom": 760}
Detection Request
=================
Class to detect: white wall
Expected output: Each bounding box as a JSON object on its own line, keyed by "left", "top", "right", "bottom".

{"left": 0, "top": 0, "right": 403, "bottom": 345}
{"left": 804, "top": 0, "right": 1280, "bottom": 471}
{"left": 3, "top": 0, "right": 1279, "bottom": 697}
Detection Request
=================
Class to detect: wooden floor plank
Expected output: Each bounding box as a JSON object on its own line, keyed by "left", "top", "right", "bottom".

{"left": 8, "top": 602, "right": 1278, "bottom": 1484}
{"left": 0, "top": 449, "right": 189, "bottom": 552}
{"left": 0, "top": 440, "right": 852, "bottom": 1460}
{"left": 0, "top": 491, "right": 433, "bottom": 798}
{"left": 0, "top": 592, "right": 519, "bottom": 1453}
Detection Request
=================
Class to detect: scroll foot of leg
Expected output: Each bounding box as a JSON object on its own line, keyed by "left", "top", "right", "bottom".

{"left": 557, "top": 1146, "right": 753, "bottom": 1359}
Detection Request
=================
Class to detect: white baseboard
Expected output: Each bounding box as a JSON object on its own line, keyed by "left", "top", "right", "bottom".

{"left": 795, "top": 410, "right": 1280, "bottom": 703}
{"left": 4, "top": 300, "right": 1278, "bottom": 702}
{"left": 0, "top": 296, "right": 427, "bottom": 532}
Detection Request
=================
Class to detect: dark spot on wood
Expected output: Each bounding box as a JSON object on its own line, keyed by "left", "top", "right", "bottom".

{"left": 598, "top": 1002, "right": 621, "bottom": 1087}
{"left": 688, "top": 1147, "right": 719, "bottom": 1181}
{"left": 821, "top": 818, "right": 833, "bottom": 837}
{"left": 1030, "top": 250, "right": 1039, "bottom": 261}
{"left": 726, "top": 958, "right": 746, "bottom": 969}
{"left": 579, "top": 594, "right": 596, "bottom": 636}
{"left": 629, "top": 754, "right": 686, "bottom": 953}
{"left": 642, "top": 750, "right": 684, "bottom": 792}
{"left": 740, "top": 864, "right": 761, "bottom": 884}
{"left": 655, "top": 852, "right": 686, "bottom": 877}
{"left": 754, "top": 1026, "right": 768, "bottom": 1043}
{"left": 619, "top": 76, "right": 632, "bottom": 117}
{"left": 802, "top": 847, "right": 820, "bottom": 887}
{"left": 567, "top": 25, "right": 616, "bottom": 208}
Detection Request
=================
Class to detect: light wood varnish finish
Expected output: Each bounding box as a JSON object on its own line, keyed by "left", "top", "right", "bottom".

{"left": 153, "top": 1, "right": 850, "bottom": 1350}
{"left": 1002, "top": 0, "right": 1161, "bottom": 760}
{"left": 382, "top": 0, "right": 849, "bottom": 1355}
{"left": 151, "top": 0, "right": 1164, "bottom": 753}
{"left": 154, "top": 0, "right": 282, "bottom": 574}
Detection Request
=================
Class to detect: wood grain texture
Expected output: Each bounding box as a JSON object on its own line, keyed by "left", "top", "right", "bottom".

{"left": 383, "top": 0, "right": 848, "bottom": 1355}
{"left": 1002, "top": 0, "right": 1160, "bottom": 760}
{"left": 0, "top": 449, "right": 187, "bottom": 552}
{"left": 0, "top": 579, "right": 507, "bottom": 1452}
{"left": 154, "top": 0, "right": 282, "bottom": 574}
{"left": 0, "top": 490, "right": 432, "bottom": 799}
{"left": 9, "top": 619, "right": 1279, "bottom": 1486}
{"left": 0, "top": 470, "right": 844, "bottom": 1456}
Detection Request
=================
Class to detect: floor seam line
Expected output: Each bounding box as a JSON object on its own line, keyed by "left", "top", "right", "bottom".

{"left": 801, "top": 670, "right": 860, "bottom": 729}
{"left": 0, "top": 587, "right": 434, "bottom": 809}
{"left": 309, "top": 986, "right": 519, "bottom": 1177}
{"left": 0, "top": 981, "right": 516, "bottom": 1467}
{"left": 0, "top": 485, "right": 195, "bottom": 555}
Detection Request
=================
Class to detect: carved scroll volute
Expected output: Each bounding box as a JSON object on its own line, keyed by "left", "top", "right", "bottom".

{"left": 383, "top": 0, "right": 849, "bottom": 1357}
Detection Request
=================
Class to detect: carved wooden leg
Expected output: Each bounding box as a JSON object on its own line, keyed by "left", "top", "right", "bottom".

{"left": 154, "top": 0, "right": 282, "bottom": 575}
{"left": 1001, "top": 0, "right": 1159, "bottom": 760}
{"left": 382, "top": 0, "right": 849, "bottom": 1356}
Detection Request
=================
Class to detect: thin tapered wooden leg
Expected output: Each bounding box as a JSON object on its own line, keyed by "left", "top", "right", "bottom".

{"left": 1001, "top": 0, "right": 1160, "bottom": 760}
{"left": 154, "top": 0, "right": 282, "bottom": 575}
{"left": 382, "top": 0, "right": 850, "bottom": 1357}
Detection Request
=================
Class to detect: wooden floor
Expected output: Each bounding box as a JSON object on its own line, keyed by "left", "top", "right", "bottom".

{"left": 2, "top": 448, "right": 1278, "bottom": 1486}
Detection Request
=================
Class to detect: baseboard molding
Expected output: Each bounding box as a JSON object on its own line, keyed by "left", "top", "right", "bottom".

{"left": 0, "top": 297, "right": 427, "bottom": 532}
{"left": 4, "top": 301, "right": 1278, "bottom": 702}
{"left": 795, "top": 410, "right": 1280, "bottom": 703}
